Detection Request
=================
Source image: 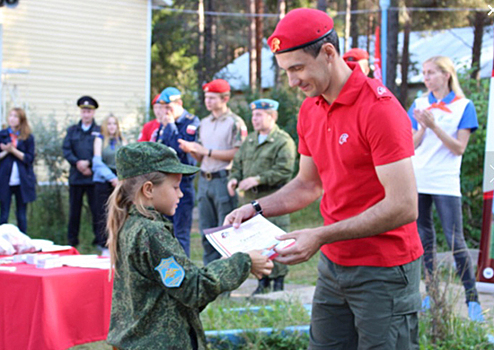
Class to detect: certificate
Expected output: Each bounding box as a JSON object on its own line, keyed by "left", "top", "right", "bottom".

{"left": 204, "top": 214, "right": 295, "bottom": 259}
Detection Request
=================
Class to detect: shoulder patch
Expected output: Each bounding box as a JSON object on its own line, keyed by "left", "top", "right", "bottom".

{"left": 186, "top": 124, "right": 197, "bottom": 135}
{"left": 154, "top": 257, "right": 185, "bottom": 288}
{"left": 240, "top": 125, "right": 248, "bottom": 138}
{"left": 366, "top": 79, "right": 393, "bottom": 99}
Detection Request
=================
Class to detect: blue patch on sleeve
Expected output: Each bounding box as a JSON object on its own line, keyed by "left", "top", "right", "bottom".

{"left": 154, "top": 257, "right": 185, "bottom": 288}
{"left": 458, "top": 101, "right": 479, "bottom": 132}
{"left": 407, "top": 101, "right": 418, "bottom": 130}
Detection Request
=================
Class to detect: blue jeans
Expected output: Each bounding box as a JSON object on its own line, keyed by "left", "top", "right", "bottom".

{"left": 0, "top": 185, "right": 28, "bottom": 233}
{"left": 417, "top": 193, "right": 478, "bottom": 303}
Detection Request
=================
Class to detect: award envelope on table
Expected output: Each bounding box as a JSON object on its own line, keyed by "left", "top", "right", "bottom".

{"left": 204, "top": 214, "right": 295, "bottom": 259}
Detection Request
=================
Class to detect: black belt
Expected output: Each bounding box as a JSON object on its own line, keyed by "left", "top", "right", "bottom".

{"left": 200, "top": 170, "right": 230, "bottom": 180}
{"left": 250, "top": 184, "right": 283, "bottom": 194}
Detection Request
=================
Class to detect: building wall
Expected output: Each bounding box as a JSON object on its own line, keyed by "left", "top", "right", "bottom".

{"left": 1, "top": 0, "right": 149, "bottom": 135}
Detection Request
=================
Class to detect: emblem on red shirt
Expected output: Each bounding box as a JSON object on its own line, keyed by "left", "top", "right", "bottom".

{"left": 339, "top": 133, "right": 349, "bottom": 145}
{"left": 377, "top": 87, "right": 387, "bottom": 95}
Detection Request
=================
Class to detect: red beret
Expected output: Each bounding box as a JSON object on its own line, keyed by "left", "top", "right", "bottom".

{"left": 343, "top": 48, "right": 369, "bottom": 62}
{"left": 202, "top": 79, "right": 230, "bottom": 93}
{"left": 151, "top": 94, "right": 160, "bottom": 105}
{"left": 267, "top": 8, "right": 334, "bottom": 54}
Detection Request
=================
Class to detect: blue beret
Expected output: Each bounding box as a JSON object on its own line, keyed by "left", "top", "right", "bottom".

{"left": 249, "top": 99, "right": 279, "bottom": 111}
{"left": 158, "top": 87, "right": 181, "bottom": 104}
{"left": 77, "top": 96, "right": 98, "bottom": 109}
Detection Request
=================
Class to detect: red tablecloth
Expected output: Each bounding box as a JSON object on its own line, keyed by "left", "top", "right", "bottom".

{"left": 0, "top": 250, "right": 113, "bottom": 350}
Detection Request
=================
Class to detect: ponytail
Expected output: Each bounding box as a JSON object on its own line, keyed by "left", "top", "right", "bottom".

{"left": 106, "top": 172, "right": 168, "bottom": 278}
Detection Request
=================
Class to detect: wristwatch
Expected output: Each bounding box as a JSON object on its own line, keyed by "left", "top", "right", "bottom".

{"left": 251, "top": 200, "right": 263, "bottom": 216}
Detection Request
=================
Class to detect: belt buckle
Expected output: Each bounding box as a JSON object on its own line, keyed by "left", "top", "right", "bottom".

{"left": 205, "top": 172, "right": 213, "bottom": 181}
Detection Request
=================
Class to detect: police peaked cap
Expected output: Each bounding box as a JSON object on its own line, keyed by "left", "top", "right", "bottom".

{"left": 77, "top": 96, "right": 99, "bottom": 109}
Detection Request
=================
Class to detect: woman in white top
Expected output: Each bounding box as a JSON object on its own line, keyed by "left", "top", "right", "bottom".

{"left": 408, "top": 56, "right": 482, "bottom": 321}
{"left": 92, "top": 114, "right": 126, "bottom": 253}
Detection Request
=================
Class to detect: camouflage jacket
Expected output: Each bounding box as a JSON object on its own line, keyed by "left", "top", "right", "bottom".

{"left": 107, "top": 206, "right": 251, "bottom": 350}
{"left": 229, "top": 124, "right": 296, "bottom": 201}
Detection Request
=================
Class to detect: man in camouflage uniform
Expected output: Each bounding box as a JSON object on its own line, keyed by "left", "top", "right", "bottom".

{"left": 178, "top": 79, "right": 247, "bottom": 266}
{"left": 227, "top": 98, "right": 296, "bottom": 293}
{"left": 107, "top": 142, "right": 270, "bottom": 350}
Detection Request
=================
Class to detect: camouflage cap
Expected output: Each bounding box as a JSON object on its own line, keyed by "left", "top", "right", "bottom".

{"left": 116, "top": 142, "right": 199, "bottom": 180}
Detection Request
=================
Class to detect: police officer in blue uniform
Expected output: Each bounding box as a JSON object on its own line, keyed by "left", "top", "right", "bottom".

{"left": 62, "top": 96, "right": 101, "bottom": 247}
{"left": 155, "top": 87, "right": 200, "bottom": 257}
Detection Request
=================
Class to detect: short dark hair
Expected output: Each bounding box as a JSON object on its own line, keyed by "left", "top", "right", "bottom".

{"left": 302, "top": 30, "right": 340, "bottom": 58}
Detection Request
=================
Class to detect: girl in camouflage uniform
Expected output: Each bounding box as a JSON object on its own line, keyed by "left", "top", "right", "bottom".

{"left": 106, "top": 142, "right": 272, "bottom": 350}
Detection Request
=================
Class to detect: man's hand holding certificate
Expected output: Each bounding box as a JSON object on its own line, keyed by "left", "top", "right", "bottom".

{"left": 204, "top": 215, "right": 295, "bottom": 259}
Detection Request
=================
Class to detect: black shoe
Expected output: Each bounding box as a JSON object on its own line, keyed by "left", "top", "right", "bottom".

{"left": 252, "top": 277, "right": 271, "bottom": 295}
{"left": 273, "top": 277, "right": 284, "bottom": 292}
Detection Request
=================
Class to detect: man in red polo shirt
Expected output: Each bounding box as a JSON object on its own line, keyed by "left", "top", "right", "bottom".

{"left": 225, "top": 8, "right": 423, "bottom": 350}
{"left": 137, "top": 94, "right": 162, "bottom": 142}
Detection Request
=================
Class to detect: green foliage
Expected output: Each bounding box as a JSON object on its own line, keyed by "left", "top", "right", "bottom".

{"left": 31, "top": 113, "right": 68, "bottom": 184}
{"left": 419, "top": 306, "right": 494, "bottom": 349}
{"left": 151, "top": 7, "right": 200, "bottom": 112}
{"left": 459, "top": 71, "right": 489, "bottom": 247}
{"left": 409, "top": 0, "right": 477, "bottom": 32}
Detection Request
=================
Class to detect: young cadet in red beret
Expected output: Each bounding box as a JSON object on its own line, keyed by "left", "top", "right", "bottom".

{"left": 343, "top": 48, "right": 370, "bottom": 76}
{"left": 225, "top": 8, "right": 423, "bottom": 350}
{"left": 137, "top": 94, "right": 163, "bottom": 142}
{"left": 179, "top": 79, "right": 248, "bottom": 267}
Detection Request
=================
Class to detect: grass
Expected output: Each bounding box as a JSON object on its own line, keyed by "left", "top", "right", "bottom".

{"left": 201, "top": 299, "right": 311, "bottom": 331}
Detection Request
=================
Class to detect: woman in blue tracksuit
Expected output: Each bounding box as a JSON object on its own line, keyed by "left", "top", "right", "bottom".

{"left": 0, "top": 107, "right": 36, "bottom": 233}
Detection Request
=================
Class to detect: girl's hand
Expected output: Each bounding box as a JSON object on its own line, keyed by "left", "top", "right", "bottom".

{"left": 247, "top": 250, "right": 273, "bottom": 279}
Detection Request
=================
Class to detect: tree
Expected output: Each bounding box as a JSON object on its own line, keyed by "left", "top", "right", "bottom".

{"left": 386, "top": 0, "right": 399, "bottom": 96}
{"left": 400, "top": 7, "right": 411, "bottom": 106}
{"left": 317, "top": 0, "right": 327, "bottom": 11}
{"left": 470, "top": 10, "right": 488, "bottom": 80}
{"left": 350, "top": 0, "right": 359, "bottom": 48}
{"left": 204, "top": 0, "right": 216, "bottom": 82}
